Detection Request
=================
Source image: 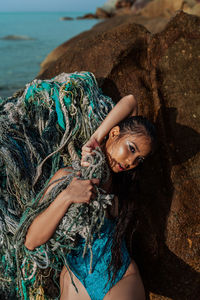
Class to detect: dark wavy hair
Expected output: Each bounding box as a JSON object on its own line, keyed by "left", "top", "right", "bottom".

{"left": 107, "top": 115, "right": 156, "bottom": 285}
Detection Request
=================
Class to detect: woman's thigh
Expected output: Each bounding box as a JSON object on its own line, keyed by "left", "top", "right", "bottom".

{"left": 60, "top": 266, "right": 90, "bottom": 300}
{"left": 60, "top": 261, "right": 145, "bottom": 300}
{"left": 103, "top": 261, "right": 145, "bottom": 300}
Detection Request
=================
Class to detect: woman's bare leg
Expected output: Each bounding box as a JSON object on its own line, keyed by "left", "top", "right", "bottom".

{"left": 59, "top": 261, "right": 145, "bottom": 300}
{"left": 60, "top": 266, "right": 90, "bottom": 300}
{"left": 103, "top": 261, "right": 145, "bottom": 300}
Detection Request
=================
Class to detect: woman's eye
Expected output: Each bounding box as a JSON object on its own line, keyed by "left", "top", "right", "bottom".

{"left": 129, "top": 144, "right": 135, "bottom": 153}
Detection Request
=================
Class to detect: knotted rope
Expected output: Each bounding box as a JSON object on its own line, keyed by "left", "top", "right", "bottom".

{"left": 0, "top": 72, "right": 115, "bottom": 299}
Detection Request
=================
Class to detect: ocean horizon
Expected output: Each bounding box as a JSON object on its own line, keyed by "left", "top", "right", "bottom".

{"left": 0, "top": 11, "right": 100, "bottom": 98}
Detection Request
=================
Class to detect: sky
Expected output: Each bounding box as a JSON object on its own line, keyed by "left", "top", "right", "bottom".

{"left": 0, "top": 0, "right": 106, "bottom": 12}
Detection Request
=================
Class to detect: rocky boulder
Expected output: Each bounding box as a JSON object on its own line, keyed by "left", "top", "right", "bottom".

{"left": 184, "top": 2, "right": 200, "bottom": 16}
{"left": 76, "top": 13, "right": 98, "bottom": 20}
{"left": 115, "top": 0, "right": 136, "bottom": 9}
{"left": 131, "top": 0, "right": 152, "bottom": 13}
{"left": 96, "top": 7, "right": 113, "bottom": 18}
{"left": 38, "top": 11, "right": 200, "bottom": 300}
{"left": 101, "top": 0, "right": 119, "bottom": 13}
{"left": 137, "top": 0, "right": 200, "bottom": 17}
{"left": 137, "top": 0, "right": 183, "bottom": 17}
{"left": 60, "top": 16, "right": 74, "bottom": 21}
{"left": 38, "top": 14, "right": 169, "bottom": 76}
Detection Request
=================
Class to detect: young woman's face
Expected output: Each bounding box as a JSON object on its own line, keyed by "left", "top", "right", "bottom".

{"left": 104, "top": 126, "right": 152, "bottom": 173}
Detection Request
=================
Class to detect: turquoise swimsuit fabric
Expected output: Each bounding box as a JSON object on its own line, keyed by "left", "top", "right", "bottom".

{"left": 66, "top": 218, "right": 131, "bottom": 300}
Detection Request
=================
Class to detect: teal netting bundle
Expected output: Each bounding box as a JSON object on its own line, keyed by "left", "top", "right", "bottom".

{"left": 0, "top": 71, "right": 115, "bottom": 299}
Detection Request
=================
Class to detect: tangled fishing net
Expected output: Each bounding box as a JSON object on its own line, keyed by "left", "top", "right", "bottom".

{"left": 0, "top": 71, "right": 115, "bottom": 299}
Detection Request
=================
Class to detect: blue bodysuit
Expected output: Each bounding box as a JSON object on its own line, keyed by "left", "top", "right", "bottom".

{"left": 66, "top": 218, "right": 131, "bottom": 300}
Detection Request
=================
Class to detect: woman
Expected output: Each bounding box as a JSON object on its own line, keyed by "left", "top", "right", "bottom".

{"left": 23, "top": 92, "right": 156, "bottom": 300}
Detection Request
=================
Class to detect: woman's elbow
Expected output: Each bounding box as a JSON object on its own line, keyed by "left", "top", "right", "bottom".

{"left": 24, "top": 232, "right": 40, "bottom": 251}
{"left": 24, "top": 237, "right": 36, "bottom": 251}
{"left": 24, "top": 232, "right": 48, "bottom": 250}
{"left": 126, "top": 94, "right": 134, "bottom": 99}
{"left": 125, "top": 94, "right": 137, "bottom": 115}
{"left": 128, "top": 94, "right": 137, "bottom": 106}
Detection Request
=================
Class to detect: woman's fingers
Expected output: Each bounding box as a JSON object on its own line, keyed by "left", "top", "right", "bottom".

{"left": 81, "top": 137, "right": 100, "bottom": 167}
{"left": 86, "top": 137, "right": 100, "bottom": 149}
{"left": 91, "top": 178, "right": 100, "bottom": 185}
{"left": 82, "top": 179, "right": 99, "bottom": 202}
{"left": 66, "top": 177, "right": 100, "bottom": 204}
{"left": 81, "top": 148, "right": 94, "bottom": 167}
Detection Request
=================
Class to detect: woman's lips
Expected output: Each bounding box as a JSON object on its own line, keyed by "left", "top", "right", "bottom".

{"left": 117, "top": 163, "right": 125, "bottom": 171}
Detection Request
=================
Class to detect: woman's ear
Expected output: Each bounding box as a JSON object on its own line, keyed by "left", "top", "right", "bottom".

{"left": 109, "top": 126, "right": 120, "bottom": 139}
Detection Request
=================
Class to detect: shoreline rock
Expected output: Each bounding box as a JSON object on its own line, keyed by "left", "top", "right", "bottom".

{"left": 77, "top": 9, "right": 113, "bottom": 19}
{"left": 76, "top": 13, "right": 98, "bottom": 20}
{"left": 60, "top": 16, "right": 74, "bottom": 21}
{"left": 1, "top": 35, "right": 34, "bottom": 41}
{"left": 77, "top": 0, "right": 200, "bottom": 20}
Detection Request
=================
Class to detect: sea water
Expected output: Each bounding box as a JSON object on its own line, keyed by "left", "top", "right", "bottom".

{"left": 0, "top": 12, "right": 100, "bottom": 98}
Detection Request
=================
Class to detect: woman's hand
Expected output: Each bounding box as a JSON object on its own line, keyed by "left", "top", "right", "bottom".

{"left": 24, "top": 170, "right": 99, "bottom": 250}
{"left": 82, "top": 95, "right": 137, "bottom": 150}
{"left": 81, "top": 137, "right": 100, "bottom": 167}
{"left": 65, "top": 177, "right": 100, "bottom": 204}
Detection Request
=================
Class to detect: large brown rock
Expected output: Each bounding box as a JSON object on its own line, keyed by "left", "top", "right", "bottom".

{"left": 76, "top": 13, "right": 97, "bottom": 20}
{"left": 38, "top": 11, "right": 200, "bottom": 300}
{"left": 38, "top": 14, "right": 169, "bottom": 76}
{"left": 138, "top": 0, "right": 183, "bottom": 17}
{"left": 184, "top": 2, "right": 200, "bottom": 16}
{"left": 115, "top": 0, "right": 135, "bottom": 9}
{"left": 96, "top": 7, "right": 112, "bottom": 18}
{"left": 136, "top": 11, "right": 200, "bottom": 300}
{"left": 137, "top": 0, "right": 200, "bottom": 17}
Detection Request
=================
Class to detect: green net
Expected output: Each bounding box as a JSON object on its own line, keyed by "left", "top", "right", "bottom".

{"left": 0, "top": 71, "right": 115, "bottom": 299}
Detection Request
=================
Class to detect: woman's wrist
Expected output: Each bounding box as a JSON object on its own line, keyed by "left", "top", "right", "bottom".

{"left": 91, "top": 131, "right": 105, "bottom": 145}
{"left": 59, "top": 189, "right": 73, "bottom": 207}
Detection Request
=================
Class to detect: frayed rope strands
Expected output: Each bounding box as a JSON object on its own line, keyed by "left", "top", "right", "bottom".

{"left": 0, "top": 72, "right": 115, "bottom": 299}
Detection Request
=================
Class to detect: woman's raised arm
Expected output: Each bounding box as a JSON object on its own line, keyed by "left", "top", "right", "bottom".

{"left": 81, "top": 94, "right": 137, "bottom": 166}
{"left": 24, "top": 169, "right": 99, "bottom": 250}
{"left": 92, "top": 94, "right": 137, "bottom": 144}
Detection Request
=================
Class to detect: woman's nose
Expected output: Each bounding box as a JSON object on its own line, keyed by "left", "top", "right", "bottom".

{"left": 126, "top": 155, "right": 138, "bottom": 167}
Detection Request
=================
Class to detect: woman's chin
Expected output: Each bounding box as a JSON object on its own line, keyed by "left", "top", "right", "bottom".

{"left": 110, "top": 164, "right": 124, "bottom": 173}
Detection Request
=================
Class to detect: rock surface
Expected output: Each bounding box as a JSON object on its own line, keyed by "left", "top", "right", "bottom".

{"left": 101, "top": 0, "right": 121, "bottom": 13}
{"left": 1, "top": 35, "right": 34, "bottom": 40}
{"left": 77, "top": 8, "right": 112, "bottom": 20}
{"left": 60, "top": 16, "right": 74, "bottom": 21}
{"left": 115, "top": 0, "right": 135, "bottom": 9}
{"left": 96, "top": 7, "right": 113, "bottom": 18}
{"left": 38, "top": 14, "right": 169, "bottom": 75}
{"left": 137, "top": 0, "right": 200, "bottom": 17}
{"left": 38, "top": 11, "right": 200, "bottom": 300}
{"left": 76, "top": 13, "right": 98, "bottom": 20}
{"left": 77, "top": 0, "right": 200, "bottom": 20}
{"left": 137, "top": 0, "right": 183, "bottom": 17}
{"left": 184, "top": 2, "right": 200, "bottom": 15}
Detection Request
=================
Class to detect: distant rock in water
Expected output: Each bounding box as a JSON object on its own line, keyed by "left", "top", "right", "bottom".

{"left": 77, "top": 13, "right": 98, "bottom": 19}
{"left": 60, "top": 17, "right": 74, "bottom": 21}
{"left": 1, "top": 35, "right": 34, "bottom": 41}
